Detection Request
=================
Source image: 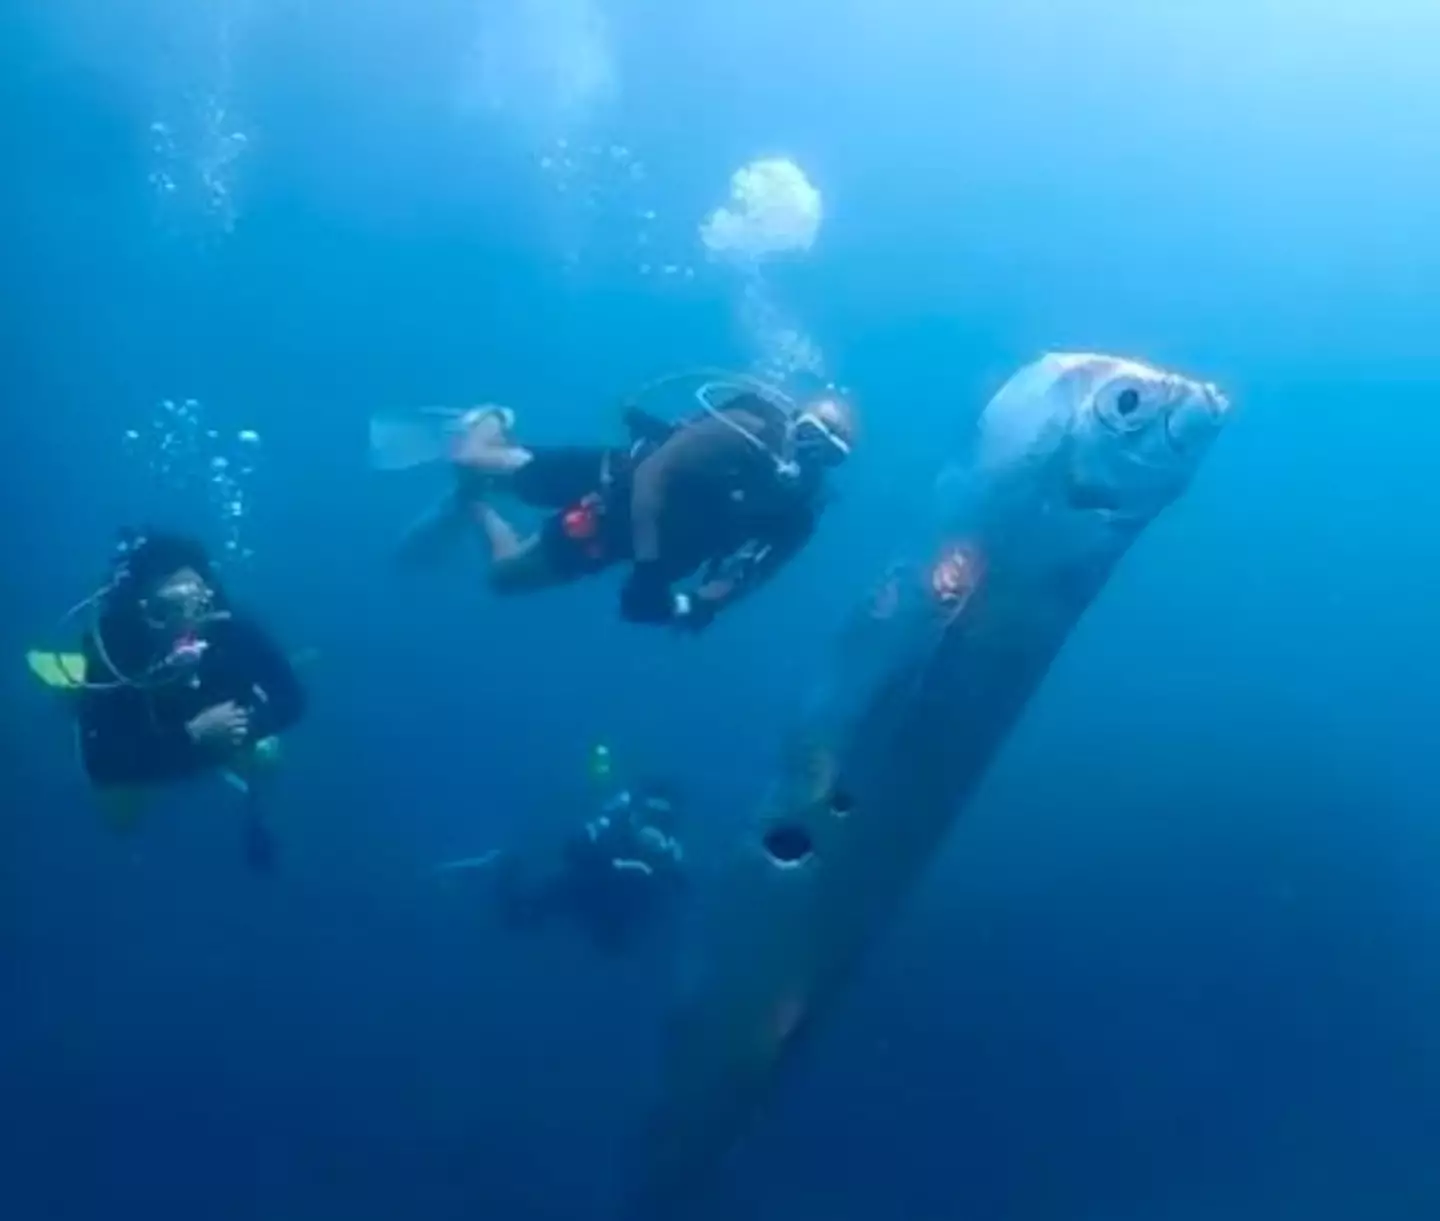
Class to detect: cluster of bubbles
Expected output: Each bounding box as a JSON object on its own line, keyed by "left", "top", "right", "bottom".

{"left": 147, "top": 14, "right": 250, "bottom": 236}
{"left": 459, "top": 0, "right": 694, "bottom": 281}
{"left": 740, "top": 283, "right": 830, "bottom": 386}
{"left": 148, "top": 107, "right": 249, "bottom": 236}
{"left": 699, "top": 158, "right": 824, "bottom": 264}
{"left": 698, "top": 157, "right": 829, "bottom": 385}
{"left": 533, "top": 138, "right": 695, "bottom": 280}
{"left": 123, "top": 398, "right": 261, "bottom": 562}
{"left": 455, "top": 12, "right": 826, "bottom": 355}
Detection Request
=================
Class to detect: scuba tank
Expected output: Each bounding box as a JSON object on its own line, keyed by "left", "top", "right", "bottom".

{"left": 618, "top": 368, "right": 801, "bottom": 475}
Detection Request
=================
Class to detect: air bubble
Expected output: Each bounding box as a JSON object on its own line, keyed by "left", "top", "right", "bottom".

{"left": 126, "top": 395, "right": 260, "bottom": 564}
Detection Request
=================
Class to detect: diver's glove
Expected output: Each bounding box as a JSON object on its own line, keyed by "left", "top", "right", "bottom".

{"left": 186, "top": 700, "right": 251, "bottom": 750}
{"left": 670, "top": 592, "right": 718, "bottom": 634}
{"left": 620, "top": 562, "right": 677, "bottom": 625}
{"left": 674, "top": 572, "right": 737, "bottom": 634}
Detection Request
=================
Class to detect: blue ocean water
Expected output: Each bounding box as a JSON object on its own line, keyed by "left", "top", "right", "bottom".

{"left": 5, "top": 1, "right": 1440, "bottom": 1218}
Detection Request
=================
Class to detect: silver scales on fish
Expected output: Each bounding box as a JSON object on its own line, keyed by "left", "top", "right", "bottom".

{"left": 626, "top": 351, "right": 1232, "bottom": 1218}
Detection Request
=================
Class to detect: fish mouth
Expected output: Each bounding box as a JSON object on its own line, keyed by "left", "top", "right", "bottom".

{"left": 1065, "top": 475, "right": 1156, "bottom": 525}
{"left": 1164, "top": 383, "right": 1231, "bottom": 452}
{"left": 1066, "top": 481, "right": 1125, "bottom": 513}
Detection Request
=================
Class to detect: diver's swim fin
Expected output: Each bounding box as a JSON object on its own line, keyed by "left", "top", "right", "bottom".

{"left": 433, "top": 850, "right": 504, "bottom": 876}
{"left": 26, "top": 649, "right": 87, "bottom": 690}
{"left": 369, "top": 406, "right": 471, "bottom": 471}
{"left": 393, "top": 493, "right": 473, "bottom": 570}
{"left": 369, "top": 404, "right": 516, "bottom": 472}
{"left": 225, "top": 748, "right": 281, "bottom": 874}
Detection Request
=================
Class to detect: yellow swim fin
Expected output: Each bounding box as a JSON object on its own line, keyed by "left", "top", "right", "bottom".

{"left": 26, "top": 643, "right": 292, "bottom": 834}
{"left": 26, "top": 649, "right": 87, "bottom": 690}
{"left": 26, "top": 645, "right": 314, "bottom": 690}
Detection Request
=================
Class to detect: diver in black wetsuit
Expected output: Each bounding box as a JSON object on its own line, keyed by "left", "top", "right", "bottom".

{"left": 72, "top": 530, "right": 306, "bottom": 867}
{"left": 490, "top": 781, "right": 688, "bottom": 955}
{"left": 395, "top": 384, "right": 857, "bottom": 632}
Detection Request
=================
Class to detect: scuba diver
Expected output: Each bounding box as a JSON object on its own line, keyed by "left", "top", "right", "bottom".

{"left": 382, "top": 373, "right": 858, "bottom": 631}
{"left": 26, "top": 529, "right": 307, "bottom": 870}
{"left": 438, "top": 779, "right": 688, "bottom": 955}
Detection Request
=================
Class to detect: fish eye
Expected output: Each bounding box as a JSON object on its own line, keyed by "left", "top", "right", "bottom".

{"left": 1099, "top": 382, "right": 1151, "bottom": 432}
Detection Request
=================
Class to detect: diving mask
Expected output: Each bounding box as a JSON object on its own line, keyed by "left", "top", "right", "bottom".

{"left": 142, "top": 572, "right": 217, "bottom": 634}
{"left": 791, "top": 404, "right": 852, "bottom": 468}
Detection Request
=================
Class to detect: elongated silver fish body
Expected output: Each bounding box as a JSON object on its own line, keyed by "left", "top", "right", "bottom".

{"left": 629, "top": 353, "right": 1231, "bottom": 1217}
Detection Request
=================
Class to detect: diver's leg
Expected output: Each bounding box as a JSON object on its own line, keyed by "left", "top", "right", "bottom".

{"left": 241, "top": 794, "right": 279, "bottom": 874}
{"left": 473, "top": 504, "right": 575, "bottom": 595}
{"left": 393, "top": 408, "right": 536, "bottom": 571}
{"left": 453, "top": 407, "right": 532, "bottom": 482}
{"left": 474, "top": 502, "right": 525, "bottom": 560}
{"left": 394, "top": 494, "right": 475, "bottom": 570}
{"left": 459, "top": 441, "right": 615, "bottom": 512}
{"left": 474, "top": 502, "right": 614, "bottom": 596}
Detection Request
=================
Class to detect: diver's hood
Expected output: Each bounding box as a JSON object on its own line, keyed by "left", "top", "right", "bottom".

{"left": 118, "top": 530, "right": 218, "bottom": 591}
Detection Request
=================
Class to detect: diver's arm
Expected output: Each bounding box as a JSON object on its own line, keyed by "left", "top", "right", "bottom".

{"left": 622, "top": 418, "right": 753, "bottom": 625}
{"left": 76, "top": 685, "right": 208, "bottom": 788}
{"left": 226, "top": 617, "right": 307, "bottom": 739}
{"left": 628, "top": 423, "right": 701, "bottom": 565}
{"left": 681, "top": 514, "right": 817, "bottom": 629}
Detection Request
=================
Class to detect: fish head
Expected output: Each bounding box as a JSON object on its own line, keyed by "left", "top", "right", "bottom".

{"left": 975, "top": 352, "right": 1231, "bottom": 524}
